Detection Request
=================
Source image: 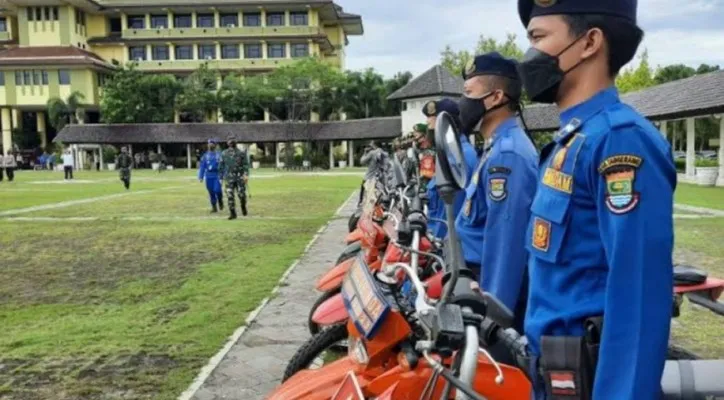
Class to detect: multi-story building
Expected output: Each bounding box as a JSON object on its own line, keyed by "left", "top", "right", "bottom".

{"left": 0, "top": 0, "right": 362, "bottom": 154}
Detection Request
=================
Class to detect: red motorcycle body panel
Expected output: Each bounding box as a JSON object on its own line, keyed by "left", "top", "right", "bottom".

{"left": 316, "top": 257, "right": 356, "bottom": 292}
{"left": 674, "top": 277, "right": 724, "bottom": 300}
{"left": 345, "top": 229, "right": 363, "bottom": 245}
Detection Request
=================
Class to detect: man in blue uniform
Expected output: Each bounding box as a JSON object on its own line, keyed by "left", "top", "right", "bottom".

{"left": 198, "top": 139, "right": 224, "bottom": 213}
{"left": 517, "top": 1, "right": 676, "bottom": 398}
{"left": 455, "top": 53, "right": 538, "bottom": 335}
{"left": 421, "top": 99, "right": 478, "bottom": 239}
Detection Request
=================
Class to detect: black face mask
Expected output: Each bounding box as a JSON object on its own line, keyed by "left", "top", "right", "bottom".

{"left": 517, "top": 35, "right": 586, "bottom": 104}
{"left": 458, "top": 92, "right": 508, "bottom": 134}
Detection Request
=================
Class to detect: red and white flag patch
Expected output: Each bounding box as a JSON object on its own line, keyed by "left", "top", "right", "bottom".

{"left": 549, "top": 371, "right": 578, "bottom": 396}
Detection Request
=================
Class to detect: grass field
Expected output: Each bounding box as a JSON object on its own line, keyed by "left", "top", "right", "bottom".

{"left": 0, "top": 169, "right": 722, "bottom": 399}
{"left": 0, "top": 169, "right": 361, "bottom": 400}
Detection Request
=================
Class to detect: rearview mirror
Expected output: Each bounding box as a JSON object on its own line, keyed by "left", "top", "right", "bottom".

{"left": 392, "top": 157, "right": 407, "bottom": 188}
{"left": 434, "top": 111, "right": 467, "bottom": 193}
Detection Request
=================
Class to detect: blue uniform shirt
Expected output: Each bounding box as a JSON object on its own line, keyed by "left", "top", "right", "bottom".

{"left": 427, "top": 135, "right": 478, "bottom": 239}
{"left": 198, "top": 150, "right": 222, "bottom": 180}
{"left": 524, "top": 87, "right": 675, "bottom": 399}
{"left": 455, "top": 116, "right": 538, "bottom": 314}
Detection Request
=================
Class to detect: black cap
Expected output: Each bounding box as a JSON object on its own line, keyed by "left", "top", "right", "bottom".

{"left": 462, "top": 52, "right": 520, "bottom": 81}
{"left": 421, "top": 99, "right": 460, "bottom": 117}
{"left": 518, "top": 0, "right": 637, "bottom": 27}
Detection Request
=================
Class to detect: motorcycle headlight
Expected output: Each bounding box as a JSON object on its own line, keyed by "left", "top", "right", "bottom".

{"left": 349, "top": 337, "right": 369, "bottom": 365}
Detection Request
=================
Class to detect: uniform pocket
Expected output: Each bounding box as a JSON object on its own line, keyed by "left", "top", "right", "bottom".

{"left": 526, "top": 190, "right": 571, "bottom": 263}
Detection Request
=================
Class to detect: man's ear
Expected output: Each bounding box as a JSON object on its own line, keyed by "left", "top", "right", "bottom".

{"left": 581, "top": 27, "right": 604, "bottom": 60}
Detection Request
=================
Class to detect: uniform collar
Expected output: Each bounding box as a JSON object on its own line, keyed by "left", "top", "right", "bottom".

{"left": 556, "top": 86, "right": 620, "bottom": 143}
{"left": 491, "top": 117, "right": 519, "bottom": 145}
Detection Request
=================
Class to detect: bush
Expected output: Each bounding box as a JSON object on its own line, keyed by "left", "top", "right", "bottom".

{"left": 674, "top": 159, "right": 686, "bottom": 172}
{"left": 102, "top": 145, "right": 118, "bottom": 163}
{"left": 696, "top": 158, "right": 719, "bottom": 168}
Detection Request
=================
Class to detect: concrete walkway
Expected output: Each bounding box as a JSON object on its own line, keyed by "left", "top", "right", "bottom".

{"left": 189, "top": 195, "right": 357, "bottom": 400}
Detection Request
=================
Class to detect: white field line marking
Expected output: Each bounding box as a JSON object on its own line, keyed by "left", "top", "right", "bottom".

{"left": 177, "top": 190, "right": 355, "bottom": 400}
{"left": 673, "top": 203, "right": 724, "bottom": 217}
{"left": 0, "top": 186, "right": 185, "bottom": 217}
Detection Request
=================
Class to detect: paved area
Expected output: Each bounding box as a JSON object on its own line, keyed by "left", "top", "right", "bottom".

{"left": 190, "top": 196, "right": 357, "bottom": 400}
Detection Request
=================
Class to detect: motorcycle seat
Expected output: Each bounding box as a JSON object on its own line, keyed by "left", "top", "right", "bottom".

{"left": 662, "top": 360, "right": 724, "bottom": 399}
{"left": 673, "top": 265, "right": 708, "bottom": 286}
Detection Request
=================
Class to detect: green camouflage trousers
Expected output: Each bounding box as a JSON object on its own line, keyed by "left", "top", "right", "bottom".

{"left": 119, "top": 168, "right": 131, "bottom": 189}
{"left": 225, "top": 175, "right": 247, "bottom": 211}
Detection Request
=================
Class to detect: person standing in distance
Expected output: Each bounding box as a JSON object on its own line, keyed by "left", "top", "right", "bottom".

{"left": 421, "top": 99, "right": 478, "bottom": 240}
{"left": 198, "top": 139, "right": 224, "bottom": 213}
{"left": 62, "top": 149, "right": 75, "bottom": 180}
{"left": 116, "top": 146, "right": 133, "bottom": 190}
{"left": 455, "top": 53, "right": 538, "bottom": 337}
{"left": 517, "top": 1, "right": 676, "bottom": 398}
{"left": 220, "top": 137, "right": 250, "bottom": 219}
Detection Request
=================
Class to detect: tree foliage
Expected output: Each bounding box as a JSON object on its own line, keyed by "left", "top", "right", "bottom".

{"left": 441, "top": 33, "right": 524, "bottom": 76}
{"left": 46, "top": 91, "right": 86, "bottom": 131}
{"left": 100, "top": 64, "right": 181, "bottom": 123}
{"left": 175, "top": 64, "right": 219, "bottom": 122}
{"left": 615, "top": 50, "right": 655, "bottom": 93}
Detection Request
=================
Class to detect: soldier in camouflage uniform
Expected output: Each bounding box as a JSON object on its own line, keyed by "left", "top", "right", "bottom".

{"left": 412, "top": 123, "right": 435, "bottom": 190}
{"left": 220, "top": 137, "right": 250, "bottom": 220}
{"left": 116, "top": 146, "right": 133, "bottom": 190}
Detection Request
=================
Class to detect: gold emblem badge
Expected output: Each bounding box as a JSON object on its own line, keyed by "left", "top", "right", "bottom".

{"left": 534, "top": 0, "right": 557, "bottom": 7}
{"left": 551, "top": 147, "right": 568, "bottom": 170}
{"left": 532, "top": 217, "right": 551, "bottom": 252}
{"left": 426, "top": 101, "right": 436, "bottom": 115}
{"left": 463, "top": 199, "right": 472, "bottom": 216}
{"left": 464, "top": 59, "right": 475, "bottom": 77}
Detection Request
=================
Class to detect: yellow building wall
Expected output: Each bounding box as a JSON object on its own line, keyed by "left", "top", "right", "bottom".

{"left": 70, "top": 69, "right": 95, "bottom": 104}
{"left": 324, "top": 25, "right": 341, "bottom": 47}
{"left": 86, "top": 14, "right": 107, "bottom": 38}
{"left": 16, "top": 83, "right": 51, "bottom": 106}
{"left": 92, "top": 45, "right": 125, "bottom": 64}
{"left": 24, "top": 16, "right": 62, "bottom": 46}
{"left": 67, "top": 6, "right": 88, "bottom": 48}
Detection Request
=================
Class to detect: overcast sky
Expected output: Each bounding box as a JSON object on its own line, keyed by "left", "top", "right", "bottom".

{"left": 338, "top": 0, "right": 724, "bottom": 77}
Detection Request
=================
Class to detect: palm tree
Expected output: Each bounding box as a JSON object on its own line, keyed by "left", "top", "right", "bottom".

{"left": 47, "top": 91, "right": 86, "bottom": 132}
{"left": 343, "top": 69, "right": 386, "bottom": 119}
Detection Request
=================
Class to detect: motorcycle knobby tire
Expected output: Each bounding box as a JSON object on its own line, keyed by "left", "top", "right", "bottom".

{"left": 283, "top": 323, "right": 348, "bottom": 382}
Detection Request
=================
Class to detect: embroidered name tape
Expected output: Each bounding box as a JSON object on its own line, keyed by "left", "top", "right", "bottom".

{"left": 542, "top": 168, "right": 573, "bottom": 194}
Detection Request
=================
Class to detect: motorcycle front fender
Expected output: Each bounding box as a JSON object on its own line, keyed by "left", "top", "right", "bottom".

{"left": 266, "top": 358, "right": 365, "bottom": 400}
{"left": 345, "top": 228, "right": 364, "bottom": 245}
{"left": 317, "top": 257, "right": 355, "bottom": 292}
{"left": 312, "top": 292, "right": 348, "bottom": 327}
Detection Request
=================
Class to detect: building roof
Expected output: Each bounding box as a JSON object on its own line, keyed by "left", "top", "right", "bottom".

{"left": 521, "top": 69, "right": 724, "bottom": 131}
{"left": 0, "top": 46, "right": 114, "bottom": 69}
{"left": 387, "top": 65, "right": 463, "bottom": 101}
{"left": 55, "top": 117, "right": 402, "bottom": 144}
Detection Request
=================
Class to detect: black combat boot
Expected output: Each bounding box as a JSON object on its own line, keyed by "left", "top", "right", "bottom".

{"left": 228, "top": 209, "right": 237, "bottom": 220}
{"left": 218, "top": 197, "right": 224, "bottom": 211}
{"left": 241, "top": 199, "right": 248, "bottom": 216}
{"left": 211, "top": 204, "right": 218, "bottom": 213}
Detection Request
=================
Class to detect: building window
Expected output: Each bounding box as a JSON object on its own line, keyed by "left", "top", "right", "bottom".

{"left": 152, "top": 45, "right": 169, "bottom": 60}
{"left": 23, "top": 71, "right": 30, "bottom": 85}
{"left": 15, "top": 71, "right": 21, "bottom": 85}
{"left": 268, "top": 43, "right": 285, "bottom": 58}
{"left": 290, "top": 12, "right": 308, "bottom": 26}
{"left": 0, "top": 72, "right": 4, "bottom": 86}
{"left": 243, "top": 12, "right": 261, "bottom": 27}
{"left": 220, "top": 13, "right": 238, "bottom": 27}
{"left": 27, "top": 8, "right": 33, "bottom": 21}
{"left": 197, "top": 13, "right": 214, "bottom": 28}
{"left": 266, "top": 12, "right": 284, "bottom": 26}
{"left": 174, "top": 14, "right": 192, "bottom": 28}
{"left": 52, "top": 7, "right": 58, "bottom": 20}
{"left": 32, "top": 70, "right": 40, "bottom": 85}
{"left": 291, "top": 43, "right": 309, "bottom": 58}
{"left": 244, "top": 43, "right": 262, "bottom": 59}
{"left": 44, "top": 7, "right": 50, "bottom": 21}
{"left": 35, "top": 7, "right": 42, "bottom": 21}
{"left": 0, "top": 18, "right": 6, "bottom": 32}
{"left": 198, "top": 44, "right": 216, "bottom": 60}
{"left": 59, "top": 70, "right": 71, "bottom": 85}
{"left": 41, "top": 70, "right": 48, "bottom": 85}
{"left": 221, "top": 44, "right": 239, "bottom": 59}
{"left": 150, "top": 15, "right": 168, "bottom": 29}
{"left": 129, "top": 46, "right": 146, "bottom": 61}
{"left": 127, "top": 15, "right": 145, "bottom": 29}
{"left": 175, "top": 45, "right": 193, "bottom": 60}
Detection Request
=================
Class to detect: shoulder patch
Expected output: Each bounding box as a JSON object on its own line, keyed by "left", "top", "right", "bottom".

{"left": 488, "top": 178, "right": 507, "bottom": 201}
{"left": 488, "top": 166, "right": 511, "bottom": 175}
{"left": 599, "top": 154, "right": 643, "bottom": 214}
